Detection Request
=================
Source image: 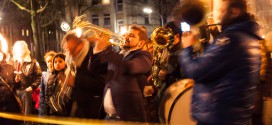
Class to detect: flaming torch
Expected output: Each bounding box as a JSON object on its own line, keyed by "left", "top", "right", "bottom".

{"left": 0, "top": 33, "right": 9, "bottom": 62}
{"left": 12, "top": 41, "right": 24, "bottom": 74}
{"left": 0, "top": 34, "right": 8, "bottom": 53}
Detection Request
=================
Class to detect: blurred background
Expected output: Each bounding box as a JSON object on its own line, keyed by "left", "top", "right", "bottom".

{"left": 0, "top": 0, "right": 271, "bottom": 62}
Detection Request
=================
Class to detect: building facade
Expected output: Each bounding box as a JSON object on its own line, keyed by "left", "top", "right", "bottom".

{"left": 84, "top": 0, "right": 169, "bottom": 37}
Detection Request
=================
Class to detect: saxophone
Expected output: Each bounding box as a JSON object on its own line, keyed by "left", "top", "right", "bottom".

{"left": 151, "top": 27, "right": 175, "bottom": 87}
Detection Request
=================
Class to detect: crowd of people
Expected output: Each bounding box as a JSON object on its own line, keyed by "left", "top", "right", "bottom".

{"left": 0, "top": 0, "right": 271, "bottom": 125}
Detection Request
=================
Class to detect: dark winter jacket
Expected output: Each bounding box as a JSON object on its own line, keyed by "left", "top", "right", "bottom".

{"left": 39, "top": 71, "right": 51, "bottom": 115}
{"left": 179, "top": 14, "right": 262, "bottom": 125}
{"left": 73, "top": 45, "right": 123, "bottom": 119}
{"left": 105, "top": 50, "right": 153, "bottom": 122}
{"left": 15, "top": 56, "right": 42, "bottom": 90}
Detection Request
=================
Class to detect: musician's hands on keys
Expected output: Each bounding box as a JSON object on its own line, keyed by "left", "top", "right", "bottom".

{"left": 143, "top": 86, "right": 154, "bottom": 97}
{"left": 158, "top": 69, "right": 167, "bottom": 81}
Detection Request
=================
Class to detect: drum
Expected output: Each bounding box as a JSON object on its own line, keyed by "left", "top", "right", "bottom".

{"left": 159, "top": 79, "right": 196, "bottom": 125}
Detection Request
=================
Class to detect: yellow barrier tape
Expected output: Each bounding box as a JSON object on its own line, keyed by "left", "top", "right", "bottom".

{"left": 0, "top": 112, "right": 158, "bottom": 125}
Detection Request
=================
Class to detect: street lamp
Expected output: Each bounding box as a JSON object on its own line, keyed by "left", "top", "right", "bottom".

{"left": 60, "top": 22, "right": 70, "bottom": 32}
{"left": 143, "top": 8, "right": 164, "bottom": 26}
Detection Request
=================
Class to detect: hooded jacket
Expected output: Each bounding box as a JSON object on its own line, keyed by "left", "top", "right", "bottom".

{"left": 179, "top": 14, "right": 262, "bottom": 125}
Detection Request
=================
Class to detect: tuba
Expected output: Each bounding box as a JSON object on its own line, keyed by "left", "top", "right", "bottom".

{"left": 151, "top": 27, "right": 175, "bottom": 87}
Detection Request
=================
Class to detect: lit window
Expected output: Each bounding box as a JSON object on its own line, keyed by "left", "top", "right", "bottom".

{"left": 22, "top": 29, "right": 24, "bottom": 36}
{"left": 26, "top": 30, "right": 29, "bottom": 36}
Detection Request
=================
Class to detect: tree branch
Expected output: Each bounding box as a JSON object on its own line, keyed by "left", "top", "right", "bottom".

{"left": 41, "top": 13, "right": 59, "bottom": 27}
{"left": 10, "top": 0, "right": 31, "bottom": 13}
{"left": 80, "top": 6, "right": 93, "bottom": 15}
{"left": 37, "top": 1, "right": 49, "bottom": 13}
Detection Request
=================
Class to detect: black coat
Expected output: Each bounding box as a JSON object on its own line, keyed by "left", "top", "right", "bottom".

{"left": 105, "top": 50, "right": 153, "bottom": 122}
{"left": 73, "top": 46, "right": 123, "bottom": 119}
{"left": 15, "top": 58, "right": 42, "bottom": 90}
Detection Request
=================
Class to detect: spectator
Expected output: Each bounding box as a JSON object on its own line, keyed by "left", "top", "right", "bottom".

{"left": 13, "top": 40, "right": 42, "bottom": 116}
{"left": 39, "top": 51, "right": 57, "bottom": 116}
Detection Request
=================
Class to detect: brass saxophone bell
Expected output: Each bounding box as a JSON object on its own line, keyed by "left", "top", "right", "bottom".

{"left": 151, "top": 27, "right": 174, "bottom": 87}
{"left": 151, "top": 27, "right": 175, "bottom": 49}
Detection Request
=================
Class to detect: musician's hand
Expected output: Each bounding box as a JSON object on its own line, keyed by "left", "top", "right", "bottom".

{"left": 158, "top": 69, "right": 167, "bottom": 81}
{"left": 93, "top": 37, "right": 109, "bottom": 54}
{"left": 25, "top": 87, "right": 33, "bottom": 92}
{"left": 147, "top": 75, "right": 153, "bottom": 85}
{"left": 181, "top": 31, "right": 197, "bottom": 48}
{"left": 207, "top": 17, "right": 217, "bottom": 30}
{"left": 143, "top": 85, "right": 154, "bottom": 97}
{"left": 15, "top": 74, "right": 21, "bottom": 82}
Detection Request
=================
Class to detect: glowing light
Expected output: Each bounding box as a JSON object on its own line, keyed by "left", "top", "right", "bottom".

{"left": 120, "top": 26, "right": 127, "bottom": 35}
{"left": 26, "top": 30, "right": 29, "bottom": 36}
{"left": 262, "top": 35, "right": 265, "bottom": 38}
{"left": 109, "top": 39, "right": 114, "bottom": 43}
{"left": 75, "top": 28, "right": 82, "bottom": 37}
{"left": 0, "top": 33, "right": 8, "bottom": 53}
{"left": 61, "top": 22, "right": 70, "bottom": 32}
{"left": 143, "top": 8, "right": 153, "bottom": 14}
{"left": 102, "top": 0, "right": 110, "bottom": 5}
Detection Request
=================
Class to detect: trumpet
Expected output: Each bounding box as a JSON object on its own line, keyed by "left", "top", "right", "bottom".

{"left": 72, "top": 14, "right": 125, "bottom": 47}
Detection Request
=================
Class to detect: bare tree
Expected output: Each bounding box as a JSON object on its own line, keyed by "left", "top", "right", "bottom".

{"left": 8, "top": 0, "right": 49, "bottom": 60}
{"left": 77, "top": 0, "right": 103, "bottom": 15}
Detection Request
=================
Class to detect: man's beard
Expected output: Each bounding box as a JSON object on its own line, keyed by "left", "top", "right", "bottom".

{"left": 122, "top": 42, "right": 131, "bottom": 50}
{"left": 122, "top": 45, "right": 131, "bottom": 50}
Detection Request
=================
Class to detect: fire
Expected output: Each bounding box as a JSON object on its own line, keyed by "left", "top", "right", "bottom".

{"left": 0, "top": 33, "right": 8, "bottom": 53}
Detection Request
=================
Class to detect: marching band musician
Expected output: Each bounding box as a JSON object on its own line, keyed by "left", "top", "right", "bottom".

{"left": 103, "top": 25, "right": 152, "bottom": 122}
{"left": 62, "top": 28, "right": 123, "bottom": 119}
{"left": 179, "top": 0, "right": 262, "bottom": 124}
{"left": 149, "top": 21, "right": 185, "bottom": 122}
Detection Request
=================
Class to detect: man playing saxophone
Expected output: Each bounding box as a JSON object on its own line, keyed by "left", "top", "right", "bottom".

{"left": 148, "top": 21, "right": 185, "bottom": 122}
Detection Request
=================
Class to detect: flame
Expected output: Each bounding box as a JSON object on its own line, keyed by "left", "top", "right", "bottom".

{"left": 0, "top": 33, "right": 8, "bottom": 53}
